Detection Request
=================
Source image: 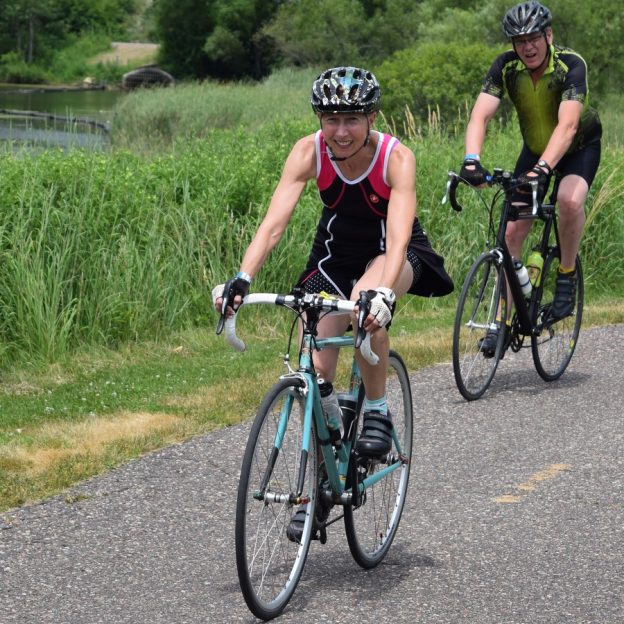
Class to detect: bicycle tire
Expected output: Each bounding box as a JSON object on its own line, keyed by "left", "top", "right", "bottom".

{"left": 532, "top": 250, "right": 583, "bottom": 381}
{"left": 344, "top": 350, "right": 413, "bottom": 568}
{"left": 235, "top": 377, "right": 317, "bottom": 620}
{"left": 452, "top": 252, "right": 508, "bottom": 400}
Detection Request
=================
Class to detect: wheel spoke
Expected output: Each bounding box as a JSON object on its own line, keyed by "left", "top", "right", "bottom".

{"left": 453, "top": 253, "right": 506, "bottom": 400}
{"left": 344, "top": 352, "right": 413, "bottom": 568}
{"left": 235, "top": 379, "right": 316, "bottom": 620}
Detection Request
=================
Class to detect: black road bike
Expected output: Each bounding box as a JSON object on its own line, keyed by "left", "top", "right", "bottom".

{"left": 444, "top": 168, "right": 583, "bottom": 401}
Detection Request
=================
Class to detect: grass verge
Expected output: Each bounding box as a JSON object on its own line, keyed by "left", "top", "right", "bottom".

{"left": 1, "top": 299, "right": 622, "bottom": 513}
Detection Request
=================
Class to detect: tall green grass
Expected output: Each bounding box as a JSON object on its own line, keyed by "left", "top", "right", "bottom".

{"left": 110, "top": 67, "right": 316, "bottom": 150}
{"left": 596, "top": 92, "right": 624, "bottom": 149}
{"left": 0, "top": 75, "right": 623, "bottom": 510}
{"left": 0, "top": 72, "right": 622, "bottom": 368}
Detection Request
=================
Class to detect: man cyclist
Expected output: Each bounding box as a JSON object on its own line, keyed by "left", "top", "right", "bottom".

{"left": 460, "top": 1, "right": 601, "bottom": 351}
{"left": 213, "top": 66, "right": 453, "bottom": 537}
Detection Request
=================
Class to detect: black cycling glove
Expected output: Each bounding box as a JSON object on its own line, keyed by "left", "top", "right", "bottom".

{"left": 459, "top": 158, "right": 491, "bottom": 187}
{"left": 517, "top": 167, "right": 549, "bottom": 200}
{"left": 222, "top": 275, "right": 251, "bottom": 312}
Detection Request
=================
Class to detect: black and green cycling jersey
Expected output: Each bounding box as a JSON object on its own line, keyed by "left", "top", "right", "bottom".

{"left": 482, "top": 44, "right": 601, "bottom": 155}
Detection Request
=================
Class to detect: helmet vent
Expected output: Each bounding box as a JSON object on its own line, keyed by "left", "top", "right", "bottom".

{"left": 310, "top": 66, "right": 381, "bottom": 114}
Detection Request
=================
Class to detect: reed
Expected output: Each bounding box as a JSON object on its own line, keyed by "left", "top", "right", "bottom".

{"left": 0, "top": 74, "right": 621, "bottom": 367}
{"left": 110, "top": 67, "right": 315, "bottom": 150}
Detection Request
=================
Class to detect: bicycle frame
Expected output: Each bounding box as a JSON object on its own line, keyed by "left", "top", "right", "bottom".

{"left": 446, "top": 168, "right": 562, "bottom": 337}
{"left": 495, "top": 189, "right": 560, "bottom": 336}
{"left": 283, "top": 328, "right": 406, "bottom": 509}
{"left": 226, "top": 292, "right": 407, "bottom": 510}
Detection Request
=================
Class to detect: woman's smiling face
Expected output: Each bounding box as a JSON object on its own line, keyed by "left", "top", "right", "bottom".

{"left": 319, "top": 112, "right": 375, "bottom": 158}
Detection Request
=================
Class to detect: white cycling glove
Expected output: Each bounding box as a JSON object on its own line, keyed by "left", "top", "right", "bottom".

{"left": 367, "top": 287, "right": 396, "bottom": 328}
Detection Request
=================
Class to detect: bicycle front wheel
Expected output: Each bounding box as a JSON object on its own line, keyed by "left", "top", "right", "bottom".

{"left": 532, "top": 251, "right": 583, "bottom": 381}
{"left": 344, "top": 350, "right": 413, "bottom": 568}
{"left": 453, "top": 252, "right": 508, "bottom": 400}
{"left": 235, "top": 377, "right": 317, "bottom": 621}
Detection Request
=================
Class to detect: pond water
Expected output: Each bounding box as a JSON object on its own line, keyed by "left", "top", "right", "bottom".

{"left": 0, "top": 84, "right": 126, "bottom": 150}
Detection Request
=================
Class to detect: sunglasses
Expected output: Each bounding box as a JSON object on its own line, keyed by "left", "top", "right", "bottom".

{"left": 512, "top": 33, "right": 545, "bottom": 48}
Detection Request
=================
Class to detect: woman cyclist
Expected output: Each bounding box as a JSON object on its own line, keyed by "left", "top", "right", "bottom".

{"left": 213, "top": 68, "right": 453, "bottom": 534}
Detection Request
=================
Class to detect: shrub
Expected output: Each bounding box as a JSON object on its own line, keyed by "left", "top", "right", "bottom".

{"left": 376, "top": 41, "right": 507, "bottom": 131}
{"left": 0, "top": 52, "right": 48, "bottom": 84}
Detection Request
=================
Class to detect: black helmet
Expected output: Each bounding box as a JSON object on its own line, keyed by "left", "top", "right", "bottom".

{"left": 502, "top": 1, "right": 552, "bottom": 38}
{"left": 311, "top": 67, "right": 381, "bottom": 114}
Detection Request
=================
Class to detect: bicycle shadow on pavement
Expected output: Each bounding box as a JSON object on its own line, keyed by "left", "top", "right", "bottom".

{"left": 470, "top": 363, "right": 590, "bottom": 401}
{"left": 301, "top": 540, "right": 436, "bottom": 584}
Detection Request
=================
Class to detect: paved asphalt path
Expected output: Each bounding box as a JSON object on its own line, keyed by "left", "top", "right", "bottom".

{"left": 1, "top": 325, "right": 622, "bottom": 624}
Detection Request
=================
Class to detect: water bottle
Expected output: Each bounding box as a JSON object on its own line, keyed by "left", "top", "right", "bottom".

{"left": 337, "top": 393, "right": 357, "bottom": 440}
{"left": 512, "top": 258, "right": 532, "bottom": 297}
{"left": 318, "top": 379, "right": 343, "bottom": 447}
{"left": 526, "top": 250, "right": 544, "bottom": 287}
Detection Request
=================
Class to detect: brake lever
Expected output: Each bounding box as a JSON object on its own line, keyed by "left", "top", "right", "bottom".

{"left": 530, "top": 179, "right": 539, "bottom": 216}
{"left": 216, "top": 279, "right": 234, "bottom": 335}
{"left": 215, "top": 291, "right": 229, "bottom": 334}
{"left": 442, "top": 172, "right": 463, "bottom": 212}
{"left": 441, "top": 173, "right": 454, "bottom": 205}
{"left": 355, "top": 290, "right": 371, "bottom": 349}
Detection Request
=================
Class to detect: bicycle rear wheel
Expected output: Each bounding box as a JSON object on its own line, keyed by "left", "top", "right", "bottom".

{"left": 532, "top": 251, "right": 583, "bottom": 380}
{"left": 453, "top": 252, "right": 508, "bottom": 400}
{"left": 235, "top": 377, "right": 317, "bottom": 620}
{"left": 344, "top": 350, "right": 413, "bottom": 568}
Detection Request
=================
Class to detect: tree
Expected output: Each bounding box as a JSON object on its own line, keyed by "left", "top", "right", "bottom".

{"left": 202, "top": 0, "right": 281, "bottom": 79}
{"left": 0, "top": 0, "right": 137, "bottom": 63}
{"left": 154, "top": 0, "right": 281, "bottom": 80}
{"left": 153, "top": 0, "right": 214, "bottom": 78}
{"left": 376, "top": 41, "right": 506, "bottom": 127}
{"left": 0, "top": 0, "right": 60, "bottom": 63}
{"left": 262, "top": 0, "right": 369, "bottom": 68}
{"left": 547, "top": 0, "right": 624, "bottom": 97}
{"left": 57, "top": 0, "right": 137, "bottom": 36}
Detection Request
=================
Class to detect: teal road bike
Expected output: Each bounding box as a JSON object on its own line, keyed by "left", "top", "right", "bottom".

{"left": 217, "top": 290, "right": 413, "bottom": 620}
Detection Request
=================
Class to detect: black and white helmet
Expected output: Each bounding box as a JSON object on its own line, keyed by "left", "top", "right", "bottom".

{"left": 502, "top": 1, "right": 552, "bottom": 39}
{"left": 311, "top": 67, "right": 381, "bottom": 114}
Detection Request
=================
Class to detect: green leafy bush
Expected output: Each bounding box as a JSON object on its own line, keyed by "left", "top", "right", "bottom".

{"left": 0, "top": 52, "right": 48, "bottom": 84}
{"left": 376, "top": 41, "right": 507, "bottom": 129}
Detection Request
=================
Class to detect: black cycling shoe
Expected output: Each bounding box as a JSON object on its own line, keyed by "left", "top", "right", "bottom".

{"left": 479, "top": 327, "right": 500, "bottom": 358}
{"left": 355, "top": 410, "right": 393, "bottom": 459}
{"left": 551, "top": 271, "right": 577, "bottom": 319}
{"left": 286, "top": 498, "right": 333, "bottom": 544}
{"left": 479, "top": 325, "right": 512, "bottom": 359}
{"left": 286, "top": 507, "right": 308, "bottom": 543}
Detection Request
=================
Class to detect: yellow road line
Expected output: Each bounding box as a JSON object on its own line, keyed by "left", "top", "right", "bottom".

{"left": 494, "top": 463, "right": 571, "bottom": 503}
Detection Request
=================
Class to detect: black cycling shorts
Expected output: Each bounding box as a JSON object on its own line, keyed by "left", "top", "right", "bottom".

{"left": 296, "top": 251, "right": 423, "bottom": 298}
{"left": 512, "top": 139, "right": 601, "bottom": 203}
